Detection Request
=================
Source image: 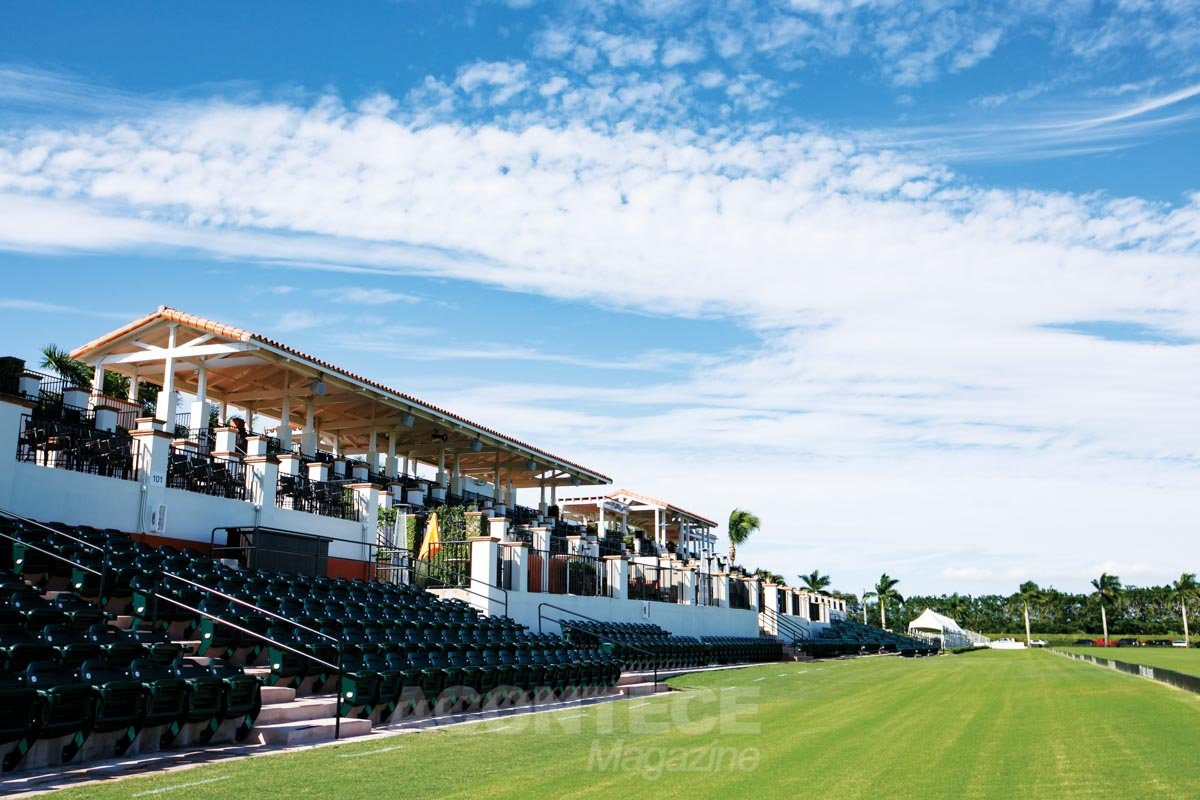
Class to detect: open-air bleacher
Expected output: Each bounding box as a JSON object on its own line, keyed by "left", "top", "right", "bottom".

{"left": 563, "top": 621, "right": 783, "bottom": 671}
{"left": 0, "top": 514, "right": 632, "bottom": 772}
{"left": 804, "top": 618, "right": 936, "bottom": 658}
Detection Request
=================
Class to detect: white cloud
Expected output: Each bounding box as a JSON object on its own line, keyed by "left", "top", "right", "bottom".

{"left": 661, "top": 38, "right": 706, "bottom": 67}
{"left": 455, "top": 60, "right": 530, "bottom": 104}
{"left": 323, "top": 287, "right": 420, "bottom": 306}
{"left": 1, "top": 87, "right": 1198, "bottom": 593}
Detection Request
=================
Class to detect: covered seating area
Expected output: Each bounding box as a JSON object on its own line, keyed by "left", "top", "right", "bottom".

{"left": 65, "top": 307, "right": 610, "bottom": 525}
{"left": 557, "top": 489, "right": 717, "bottom": 560}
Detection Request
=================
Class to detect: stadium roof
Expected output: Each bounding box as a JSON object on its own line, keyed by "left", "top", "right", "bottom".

{"left": 70, "top": 306, "right": 610, "bottom": 489}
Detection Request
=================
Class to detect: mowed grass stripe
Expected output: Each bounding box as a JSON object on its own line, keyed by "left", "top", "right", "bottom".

{"left": 51, "top": 651, "right": 1200, "bottom": 800}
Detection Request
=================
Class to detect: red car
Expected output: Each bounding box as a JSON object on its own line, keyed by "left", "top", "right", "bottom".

{"left": 1093, "top": 639, "right": 1118, "bottom": 647}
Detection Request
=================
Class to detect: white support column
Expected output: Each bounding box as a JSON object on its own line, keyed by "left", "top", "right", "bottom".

{"left": 501, "top": 542, "right": 529, "bottom": 593}
{"left": 437, "top": 447, "right": 447, "bottom": 487}
{"left": 155, "top": 323, "right": 179, "bottom": 423}
{"left": 488, "top": 516, "right": 510, "bottom": 541}
{"left": 470, "top": 535, "right": 501, "bottom": 591}
{"left": 189, "top": 363, "right": 209, "bottom": 434}
{"left": 279, "top": 394, "right": 292, "bottom": 450}
{"left": 127, "top": 368, "right": 140, "bottom": 403}
{"left": 531, "top": 528, "right": 550, "bottom": 591}
{"left": 386, "top": 429, "right": 398, "bottom": 478}
{"left": 605, "top": 555, "right": 628, "bottom": 600}
{"left": 246, "top": 455, "right": 279, "bottom": 509}
{"left": 368, "top": 428, "right": 378, "bottom": 473}
{"left": 349, "top": 483, "right": 380, "bottom": 554}
{"left": 91, "top": 362, "right": 105, "bottom": 400}
{"left": 451, "top": 449, "right": 460, "bottom": 493}
{"left": 302, "top": 400, "right": 316, "bottom": 455}
{"left": 539, "top": 480, "right": 546, "bottom": 515}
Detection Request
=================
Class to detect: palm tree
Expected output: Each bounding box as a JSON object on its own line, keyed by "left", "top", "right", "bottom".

{"left": 1170, "top": 573, "right": 1199, "bottom": 648}
{"left": 1090, "top": 573, "right": 1122, "bottom": 644}
{"left": 1018, "top": 581, "right": 1043, "bottom": 648}
{"left": 40, "top": 343, "right": 142, "bottom": 400}
{"left": 726, "top": 509, "right": 760, "bottom": 566}
{"left": 40, "top": 344, "right": 92, "bottom": 388}
{"left": 799, "top": 570, "right": 832, "bottom": 595}
{"left": 864, "top": 573, "right": 903, "bottom": 629}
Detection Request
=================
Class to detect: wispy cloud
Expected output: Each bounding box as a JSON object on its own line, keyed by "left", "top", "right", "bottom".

{"left": 874, "top": 82, "right": 1200, "bottom": 161}
{"left": 0, "top": 298, "right": 136, "bottom": 320}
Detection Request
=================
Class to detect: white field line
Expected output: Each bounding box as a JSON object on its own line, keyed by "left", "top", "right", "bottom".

{"left": 754, "top": 677, "right": 766, "bottom": 682}
{"left": 336, "top": 746, "right": 404, "bottom": 759}
{"left": 132, "top": 776, "right": 232, "bottom": 796}
{"left": 468, "top": 725, "right": 510, "bottom": 735}
{"left": 630, "top": 702, "right": 652, "bottom": 708}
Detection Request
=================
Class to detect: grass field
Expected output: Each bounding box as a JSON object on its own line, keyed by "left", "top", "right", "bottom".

{"left": 1060, "top": 646, "right": 1200, "bottom": 677}
{"left": 55, "top": 651, "right": 1200, "bottom": 800}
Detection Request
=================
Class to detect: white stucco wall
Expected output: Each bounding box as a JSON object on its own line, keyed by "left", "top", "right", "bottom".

{"left": 4, "top": 460, "right": 371, "bottom": 558}
{"left": 432, "top": 586, "right": 760, "bottom": 639}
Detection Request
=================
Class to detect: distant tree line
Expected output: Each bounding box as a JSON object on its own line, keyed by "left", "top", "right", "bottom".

{"left": 879, "top": 577, "right": 1200, "bottom": 636}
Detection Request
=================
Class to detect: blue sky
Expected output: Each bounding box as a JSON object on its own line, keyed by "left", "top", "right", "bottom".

{"left": 1, "top": 1, "right": 1198, "bottom": 597}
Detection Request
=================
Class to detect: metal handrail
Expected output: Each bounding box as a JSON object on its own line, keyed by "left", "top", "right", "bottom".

{"left": 0, "top": 508, "right": 108, "bottom": 611}
{"left": 417, "top": 570, "right": 509, "bottom": 619}
{"left": 536, "top": 601, "right": 659, "bottom": 688}
{"left": 0, "top": 509, "right": 105, "bottom": 552}
{"left": 758, "top": 605, "right": 810, "bottom": 646}
{"left": 151, "top": 569, "right": 345, "bottom": 739}
{"left": 149, "top": 589, "right": 344, "bottom": 740}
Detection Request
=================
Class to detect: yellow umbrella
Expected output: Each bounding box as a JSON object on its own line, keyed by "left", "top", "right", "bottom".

{"left": 418, "top": 512, "right": 441, "bottom": 561}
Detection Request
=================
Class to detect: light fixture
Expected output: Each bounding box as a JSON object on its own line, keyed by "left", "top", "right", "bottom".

{"left": 402, "top": 412, "right": 415, "bottom": 428}
{"left": 571, "top": 477, "right": 581, "bottom": 487}
{"left": 526, "top": 459, "right": 538, "bottom": 472}
{"left": 310, "top": 380, "right": 327, "bottom": 397}
{"left": 471, "top": 439, "right": 483, "bottom": 452}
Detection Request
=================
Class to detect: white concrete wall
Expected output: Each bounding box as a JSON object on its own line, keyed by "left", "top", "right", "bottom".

{"left": 437, "top": 586, "right": 760, "bottom": 638}
{"left": 7, "top": 461, "right": 144, "bottom": 531}
{"left": 5, "top": 460, "right": 371, "bottom": 558}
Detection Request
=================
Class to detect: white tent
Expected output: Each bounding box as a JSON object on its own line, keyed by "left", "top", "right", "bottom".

{"left": 908, "top": 608, "right": 990, "bottom": 649}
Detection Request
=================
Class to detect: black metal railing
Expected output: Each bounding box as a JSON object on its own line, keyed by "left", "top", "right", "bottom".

{"left": 16, "top": 413, "right": 137, "bottom": 481}
{"left": 628, "top": 560, "right": 681, "bottom": 603}
{"left": 728, "top": 578, "right": 751, "bottom": 610}
{"left": 411, "top": 536, "right": 471, "bottom": 589}
{"left": 759, "top": 604, "right": 810, "bottom": 645}
{"left": 166, "top": 450, "right": 247, "bottom": 500}
{"left": 275, "top": 472, "right": 358, "bottom": 520}
{"left": 527, "top": 549, "right": 609, "bottom": 597}
{"left": 173, "top": 426, "right": 216, "bottom": 455}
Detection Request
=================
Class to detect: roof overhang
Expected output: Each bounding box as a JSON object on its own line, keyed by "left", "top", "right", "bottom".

{"left": 70, "top": 307, "right": 610, "bottom": 489}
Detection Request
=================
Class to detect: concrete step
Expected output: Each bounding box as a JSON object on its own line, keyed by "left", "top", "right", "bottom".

{"left": 618, "top": 682, "right": 667, "bottom": 698}
{"left": 617, "top": 672, "right": 654, "bottom": 687}
{"left": 261, "top": 685, "right": 296, "bottom": 705}
{"left": 245, "top": 667, "right": 272, "bottom": 679}
{"left": 251, "top": 717, "right": 371, "bottom": 746}
{"left": 256, "top": 697, "right": 338, "bottom": 726}
{"left": 113, "top": 615, "right": 134, "bottom": 629}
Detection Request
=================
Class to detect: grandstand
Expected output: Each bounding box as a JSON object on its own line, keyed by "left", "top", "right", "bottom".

{"left": 804, "top": 618, "right": 938, "bottom": 658}
{"left": 0, "top": 307, "right": 928, "bottom": 784}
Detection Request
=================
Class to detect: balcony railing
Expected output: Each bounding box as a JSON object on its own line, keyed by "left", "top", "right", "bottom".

{"left": 16, "top": 414, "right": 137, "bottom": 481}
{"left": 166, "top": 451, "right": 247, "bottom": 500}
{"left": 275, "top": 472, "right": 358, "bottom": 521}
{"left": 628, "top": 561, "right": 682, "bottom": 603}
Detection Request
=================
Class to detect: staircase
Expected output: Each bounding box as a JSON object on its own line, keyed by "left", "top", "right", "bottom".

{"left": 107, "top": 611, "right": 375, "bottom": 748}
